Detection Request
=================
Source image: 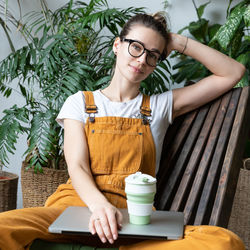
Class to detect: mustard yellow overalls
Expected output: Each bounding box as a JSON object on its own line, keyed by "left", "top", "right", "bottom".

{"left": 0, "top": 91, "right": 245, "bottom": 250}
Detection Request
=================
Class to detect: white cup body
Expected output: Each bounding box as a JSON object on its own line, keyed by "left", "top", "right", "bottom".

{"left": 126, "top": 200, "right": 153, "bottom": 216}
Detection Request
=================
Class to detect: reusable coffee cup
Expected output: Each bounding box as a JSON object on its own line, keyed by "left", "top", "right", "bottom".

{"left": 125, "top": 172, "right": 157, "bottom": 225}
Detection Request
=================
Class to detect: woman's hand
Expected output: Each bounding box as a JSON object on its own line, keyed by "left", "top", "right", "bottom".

{"left": 89, "top": 201, "right": 123, "bottom": 244}
{"left": 166, "top": 33, "right": 189, "bottom": 56}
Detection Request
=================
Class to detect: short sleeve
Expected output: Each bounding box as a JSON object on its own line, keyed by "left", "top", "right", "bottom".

{"left": 56, "top": 91, "right": 86, "bottom": 128}
{"left": 151, "top": 90, "right": 173, "bottom": 125}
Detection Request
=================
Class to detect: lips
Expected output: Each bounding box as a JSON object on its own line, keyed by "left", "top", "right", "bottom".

{"left": 129, "top": 64, "right": 144, "bottom": 74}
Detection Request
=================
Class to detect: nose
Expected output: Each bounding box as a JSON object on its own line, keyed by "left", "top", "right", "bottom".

{"left": 137, "top": 51, "right": 147, "bottom": 64}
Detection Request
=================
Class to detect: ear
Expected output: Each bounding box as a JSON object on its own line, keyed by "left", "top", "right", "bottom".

{"left": 113, "top": 37, "right": 121, "bottom": 55}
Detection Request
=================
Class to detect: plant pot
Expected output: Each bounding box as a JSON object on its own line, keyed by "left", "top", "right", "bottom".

{"left": 228, "top": 159, "right": 250, "bottom": 249}
{"left": 21, "top": 162, "right": 69, "bottom": 208}
{"left": 0, "top": 171, "right": 19, "bottom": 212}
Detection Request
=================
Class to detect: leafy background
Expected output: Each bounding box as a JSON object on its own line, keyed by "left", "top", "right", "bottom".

{"left": 0, "top": 0, "right": 248, "bottom": 208}
{"left": 171, "top": 0, "right": 249, "bottom": 88}
{"left": 0, "top": 0, "right": 171, "bottom": 173}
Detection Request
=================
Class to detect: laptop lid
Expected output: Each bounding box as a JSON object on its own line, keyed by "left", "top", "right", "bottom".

{"left": 49, "top": 206, "right": 184, "bottom": 240}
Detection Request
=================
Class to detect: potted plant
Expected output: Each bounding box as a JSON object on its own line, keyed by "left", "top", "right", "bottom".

{"left": 0, "top": 163, "right": 18, "bottom": 212}
{"left": 170, "top": 0, "right": 249, "bottom": 87}
{"left": 0, "top": 0, "right": 171, "bottom": 207}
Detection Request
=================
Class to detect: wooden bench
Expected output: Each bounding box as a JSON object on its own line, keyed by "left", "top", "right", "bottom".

{"left": 31, "top": 86, "right": 250, "bottom": 249}
{"left": 155, "top": 86, "right": 250, "bottom": 228}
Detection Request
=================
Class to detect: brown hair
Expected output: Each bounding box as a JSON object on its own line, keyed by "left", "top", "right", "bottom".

{"left": 119, "top": 12, "right": 169, "bottom": 60}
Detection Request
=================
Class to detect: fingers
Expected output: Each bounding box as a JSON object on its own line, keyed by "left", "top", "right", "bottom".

{"left": 95, "top": 218, "right": 109, "bottom": 243}
{"left": 116, "top": 209, "right": 123, "bottom": 230}
{"left": 89, "top": 214, "right": 97, "bottom": 235}
{"left": 89, "top": 206, "right": 122, "bottom": 244}
{"left": 106, "top": 209, "right": 119, "bottom": 242}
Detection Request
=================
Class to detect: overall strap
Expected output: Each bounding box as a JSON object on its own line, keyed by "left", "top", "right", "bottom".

{"left": 140, "top": 94, "right": 151, "bottom": 117}
{"left": 140, "top": 94, "right": 151, "bottom": 125}
{"left": 83, "top": 91, "right": 97, "bottom": 122}
{"left": 83, "top": 91, "right": 97, "bottom": 114}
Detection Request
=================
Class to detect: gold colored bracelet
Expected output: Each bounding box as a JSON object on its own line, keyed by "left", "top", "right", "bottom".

{"left": 181, "top": 37, "right": 188, "bottom": 54}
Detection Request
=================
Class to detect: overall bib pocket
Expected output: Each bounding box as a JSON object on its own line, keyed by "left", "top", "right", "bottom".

{"left": 88, "top": 129, "right": 143, "bottom": 175}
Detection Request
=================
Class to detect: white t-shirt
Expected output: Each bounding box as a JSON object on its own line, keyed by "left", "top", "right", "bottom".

{"left": 56, "top": 90, "right": 173, "bottom": 173}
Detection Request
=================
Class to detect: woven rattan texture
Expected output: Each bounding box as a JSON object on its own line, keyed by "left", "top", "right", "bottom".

{"left": 0, "top": 171, "right": 18, "bottom": 212}
{"left": 228, "top": 162, "right": 250, "bottom": 250}
{"left": 21, "top": 163, "right": 69, "bottom": 208}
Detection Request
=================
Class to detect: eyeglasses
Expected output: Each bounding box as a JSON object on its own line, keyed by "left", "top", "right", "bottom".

{"left": 121, "top": 38, "right": 162, "bottom": 67}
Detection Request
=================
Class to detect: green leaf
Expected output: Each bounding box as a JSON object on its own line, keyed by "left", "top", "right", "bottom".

{"left": 5, "top": 88, "right": 12, "bottom": 98}
{"left": 188, "top": 18, "right": 209, "bottom": 43}
{"left": 19, "top": 85, "right": 27, "bottom": 97}
{"left": 172, "top": 70, "right": 188, "bottom": 83}
{"left": 235, "top": 72, "right": 249, "bottom": 87}
{"left": 172, "top": 58, "right": 194, "bottom": 69}
{"left": 48, "top": 55, "right": 58, "bottom": 71}
{"left": 230, "top": 26, "right": 244, "bottom": 58}
{"left": 177, "top": 25, "right": 189, "bottom": 35}
{"left": 8, "top": 55, "right": 14, "bottom": 79}
{"left": 38, "top": 26, "right": 49, "bottom": 48}
{"left": 197, "top": 1, "right": 210, "bottom": 19}
{"left": 236, "top": 52, "right": 250, "bottom": 66}
{"left": 208, "top": 24, "right": 221, "bottom": 40}
{"left": 172, "top": 59, "right": 204, "bottom": 83}
{"left": 13, "top": 53, "right": 19, "bottom": 72}
{"left": 20, "top": 46, "right": 28, "bottom": 71}
{"left": 0, "top": 105, "right": 28, "bottom": 166}
{"left": 213, "top": 5, "right": 245, "bottom": 50}
{"left": 243, "top": 3, "right": 250, "bottom": 27}
{"left": 25, "top": 110, "right": 62, "bottom": 169}
{"left": 60, "top": 84, "right": 74, "bottom": 96}
{"left": 94, "top": 76, "right": 111, "bottom": 87}
{"left": 157, "top": 60, "right": 171, "bottom": 74}
{"left": 30, "top": 48, "right": 36, "bottom": 65}
{"left": 237, "top": 38, "right": 250, "bottom": 58}
{"left": 185, "top": 62, "right": 201, "bottom": 79}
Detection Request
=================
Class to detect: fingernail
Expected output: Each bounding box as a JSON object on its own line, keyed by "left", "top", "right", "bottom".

{"left": 101, "top": 237, "right": 106, "bottom": 243}
{"left": 113, "top": 234, "right": 117, "bottom": 240}
{"left": 109, "top": 239, "right": 114, "bottom": 244}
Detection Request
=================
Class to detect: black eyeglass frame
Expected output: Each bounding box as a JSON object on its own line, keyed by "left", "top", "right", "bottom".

{"left": 120, "top": 38, "right": 164, "bottom": 67}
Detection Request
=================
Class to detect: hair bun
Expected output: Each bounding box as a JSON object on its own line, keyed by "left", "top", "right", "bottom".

{"left": 151, "top": 12, "right": 169, "bottom": 31}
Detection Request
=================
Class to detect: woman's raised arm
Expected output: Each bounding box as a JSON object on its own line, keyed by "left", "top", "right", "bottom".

{"left": 167, "top": 33, "right": 246, "bottom": 119}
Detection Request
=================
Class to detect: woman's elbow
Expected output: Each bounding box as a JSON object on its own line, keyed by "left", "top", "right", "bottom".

{"left": 233, "top": 62, "right": 246, "bottom": 85}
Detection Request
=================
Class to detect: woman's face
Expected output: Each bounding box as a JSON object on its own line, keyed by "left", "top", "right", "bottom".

{"left": 113, "top": 25, "right": 165, "bottom": 85}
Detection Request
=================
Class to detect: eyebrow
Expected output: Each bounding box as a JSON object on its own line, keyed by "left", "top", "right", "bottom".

{"left": 133, "top": 39, "right": 161, "bottom": 55}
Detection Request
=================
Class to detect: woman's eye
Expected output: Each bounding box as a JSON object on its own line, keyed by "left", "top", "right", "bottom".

{"left": 148, "top": 53, "right": 158, "bottom": 60}
{"left": 132, "top": 43, "right": 142, "bottom": 51}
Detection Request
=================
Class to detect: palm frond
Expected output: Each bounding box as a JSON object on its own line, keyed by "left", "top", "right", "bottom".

{"left": 0, "top": 105, "right": 29, "bottom": 166}
{"left": 25, "top": 109, "right": 63, "bottom": 172}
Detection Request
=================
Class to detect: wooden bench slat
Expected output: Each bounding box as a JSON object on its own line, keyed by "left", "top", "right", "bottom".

{"left": 210, "top": 86, "right": 250, "bottom": 227}
{"left": 183, "top": 91, "right": 233, "bottom": 225}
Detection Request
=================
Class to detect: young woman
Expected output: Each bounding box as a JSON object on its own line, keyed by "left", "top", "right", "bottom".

{"left": 0, "top": 13, "right": 246, "bottom": 250}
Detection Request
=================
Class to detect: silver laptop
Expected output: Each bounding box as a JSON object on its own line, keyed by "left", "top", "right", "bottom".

{"left": 49, "top": 206, "right": 184, "bottom": 240}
